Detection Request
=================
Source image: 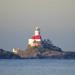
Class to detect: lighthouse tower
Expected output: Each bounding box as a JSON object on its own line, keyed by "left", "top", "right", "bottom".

{"left": 28, "top": 27, "right": 42, "bottom": 47}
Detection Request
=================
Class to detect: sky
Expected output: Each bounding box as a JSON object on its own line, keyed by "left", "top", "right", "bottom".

{"left": 0, "top": 0, "right": 75, "bottom": 51}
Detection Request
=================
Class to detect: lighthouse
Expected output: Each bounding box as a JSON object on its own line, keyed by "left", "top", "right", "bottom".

{"left": 28, "top": 27, "right": 42, "bottom": 47}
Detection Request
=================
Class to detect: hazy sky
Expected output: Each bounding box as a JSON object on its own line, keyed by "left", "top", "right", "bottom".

{"left": 0, "top": 0, "right": 75, "bottom": 51}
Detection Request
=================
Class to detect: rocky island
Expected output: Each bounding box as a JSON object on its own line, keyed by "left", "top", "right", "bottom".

{"left": 0, "top": 47, "right": 75, "bottom": 59}
{"left": 0, "top": 27, "right": 75, "bottom": 59}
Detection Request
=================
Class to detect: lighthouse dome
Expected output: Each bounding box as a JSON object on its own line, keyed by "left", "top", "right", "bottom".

{"left": 35, "top": 27, "right": 40, "bottom": 31}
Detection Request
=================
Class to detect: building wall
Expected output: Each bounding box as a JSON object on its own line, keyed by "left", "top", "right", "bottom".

{"left": 28, "top": 39, "right": 41, "bottom": 47}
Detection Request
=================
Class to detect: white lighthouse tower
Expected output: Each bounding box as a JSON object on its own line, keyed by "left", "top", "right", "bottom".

{"left": 28, "top": 27, "right": 42, "bottom": 47}
{"left": 35, "top": 27, "right": 40, "bottom": 36}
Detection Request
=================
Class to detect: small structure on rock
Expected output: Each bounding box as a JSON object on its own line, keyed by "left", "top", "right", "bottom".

{"left": 12, "top": 48, "right": 20, "bottom": 54}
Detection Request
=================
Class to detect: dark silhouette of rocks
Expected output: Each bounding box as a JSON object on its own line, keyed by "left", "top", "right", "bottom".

{"left": 0, "top": 49, "right": 20, "bottom": 59}
{"left": 0, "top": 48, "right": 75, "bottom": 59}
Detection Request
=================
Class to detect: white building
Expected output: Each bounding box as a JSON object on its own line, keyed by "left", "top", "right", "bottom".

{"left": 12, "top": 48, "right": 20, "bottom": 54}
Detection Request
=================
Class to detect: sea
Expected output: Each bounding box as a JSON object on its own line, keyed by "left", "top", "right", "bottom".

{"left": 0, "top": 59, "right": 75, "bottom": 75}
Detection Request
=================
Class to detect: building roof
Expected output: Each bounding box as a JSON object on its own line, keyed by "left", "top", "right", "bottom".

{"left": 32, "top": 35, "right": 41, "bottom": 39}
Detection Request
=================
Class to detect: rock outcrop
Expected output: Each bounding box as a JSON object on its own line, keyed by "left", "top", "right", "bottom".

{"left": 0, "top": 49, "right": 21, "bottom": 59}
{"left": 0, "top": 48, "right": 75, "bottom": 59}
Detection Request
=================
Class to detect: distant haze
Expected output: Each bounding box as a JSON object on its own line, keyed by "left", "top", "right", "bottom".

{"left": 0, "top": 0, "right": 75, "bottom": 51}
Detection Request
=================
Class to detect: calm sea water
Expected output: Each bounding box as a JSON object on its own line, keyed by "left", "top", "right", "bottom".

{"left": 0, "top": 59, "right": 75, "bottom": 75}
